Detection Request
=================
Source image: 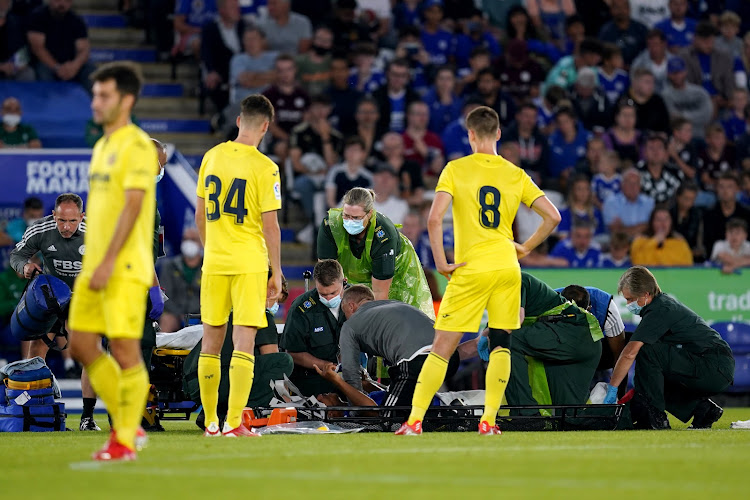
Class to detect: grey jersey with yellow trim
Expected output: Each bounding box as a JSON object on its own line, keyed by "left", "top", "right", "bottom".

{"left": 9, "top": 215, "right": 86, "bottom": 289}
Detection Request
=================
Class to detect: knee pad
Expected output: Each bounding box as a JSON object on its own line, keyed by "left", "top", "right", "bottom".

{"left": 488, "top": 328, "right": 512, "bottom": 351}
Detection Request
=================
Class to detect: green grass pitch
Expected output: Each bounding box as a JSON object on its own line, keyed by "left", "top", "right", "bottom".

{"left": 3, "top": 409, "right": 750, "bottom": 499}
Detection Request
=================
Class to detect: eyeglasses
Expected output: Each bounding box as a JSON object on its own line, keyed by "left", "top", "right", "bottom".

{"left": 342, "top": 212, "right": 367, "bottom": 221}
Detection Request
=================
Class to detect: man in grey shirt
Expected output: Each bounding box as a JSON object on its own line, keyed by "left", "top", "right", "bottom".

{"left": 338, "top": 285, "right": 467, "bottom": 407}
{"left": 660, "top": 57, "right": 713, "bottom": 139}
{"left": 255, "top": 0, "right": 312, "bottom": 56}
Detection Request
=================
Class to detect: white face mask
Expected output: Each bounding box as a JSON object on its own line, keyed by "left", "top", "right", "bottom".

{"left": 3, "top": 114, "right": 21, "bottom": 128}
{"left": 180, "top": 240, "right": 202, "bottom": 258}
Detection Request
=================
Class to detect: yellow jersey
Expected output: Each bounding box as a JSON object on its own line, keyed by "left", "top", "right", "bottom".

{"left": 196, "top": 141, "right": 281, "bottom": 275}
{"left": 436, "top": 152, "right": 544, "bottom": 274}
{"left": 83, "top": 123, "right": 157, "bottom": 286}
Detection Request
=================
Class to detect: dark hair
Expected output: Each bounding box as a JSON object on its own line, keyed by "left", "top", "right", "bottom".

{"left": 544, "top": 85, "right": 568, "bottom": 106}
{"left": 356, "top": 96, "right": 378, "bottom": 111}
{"left": 387, "top": 58, "right": 410, "bottom": 72}
{"left": 561, "top": 285, "right": 590, "bottom": 310}
{"left": 505, "top": 5, "right": 538, "bottom": 40}
{"left": 518, "top": 100, "right": 537, "bottom": 113}
{"left": 670, "top": 116, "right": 690, "bottom": 131}
{"left": 718, "top": 171, "right": 740, "bottom": 186}
{"left": 470, "top": 46, "right": 492, "bottom": 59}
{"left": 55, "top": 193, "right": 83, "bottom": 212}
{"left": 313, "top": 259, "right": 344, "bottom": 287}
{"left": 476, "top": 67, "right": 497, "bottom": 81}
{"left": 399, "top": 25, "right": 421, "bottom": 39}
{"left": 90, "top": 61, "right": 144, "bottom": 99}
{"left": 465, "top": 106, "right": 499, "bottom": 139}
{"left": 435, "top": 64, "right": 456, "bottom": 78}
{"left": 645, "top": 204, "right": 676, "bottom": 238}
{"left": 676, "top": 181, "right": 699, "bottom": 197}
{"left": 240, "top": 94, "right": 275, "bottom": 125}
{"left": 341, "top": 284, "right": 375, "bottom": 307}
{"left": 245, "top": 25, "right": 266, "bottom": 38}
{"left": 310, "top": 93, "right": 333, "bottom": 106}
{"left": 344, "top": 135, "right": 366, "bottom": 149}
{"left": 726, "top": 217, "right": 748, "bottom": 233}
{"left": 602, "top": 43, "right": 622, "bottom": 61}
{"left": 554, "top": 105, "right": 577, "bottom": 121}
{"left": 565, "top": 14, "right": 584, "bottom": 29}
{"left": 275, "top": 53, "right": 296, "bottom": 66}
{"left": 23, "top": 197, "right": 43, "bottom": 211}
{"left": 353, "top": 41, "right": 378, "bottom": 56}
{"left": 610, "top": 232, "right": 630, "bottom": 250}
{"left": 646, "top": 28, "right": 666, "bottom": 41}
{"left": 579, "top": 38, "right": 603, "bottom": 57}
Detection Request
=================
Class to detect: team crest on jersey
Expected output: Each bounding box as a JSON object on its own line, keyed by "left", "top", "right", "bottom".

{"left": 107, "top": 153, "right": 116, "bottom": 165}
{"left": 78, "top": 245, "right": 85, "bottom": 255}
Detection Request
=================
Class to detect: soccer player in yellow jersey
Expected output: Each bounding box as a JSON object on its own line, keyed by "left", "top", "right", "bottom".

{"left": 195, "top": 94, "right": 282, "bottom": 437}
{"left": 396, "top": 106, "right": 562, "bottom": 435}
{"left": 68, "top": 62, "right": 157, "bottom": 461}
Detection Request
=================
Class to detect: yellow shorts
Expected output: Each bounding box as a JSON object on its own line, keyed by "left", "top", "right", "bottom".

{"left": 435, "top": 267, "right": 521, "bottom": 332}
{"left": 200, "top": 272, "right": 268, "bottom": 328}
{"left": 68, "top": 276, "right": 148, "bottom": 339}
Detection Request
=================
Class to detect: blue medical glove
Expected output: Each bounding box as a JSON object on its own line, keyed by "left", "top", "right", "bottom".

{"left": 148, "top": 286, "right": 164, "bottom": 320}
{"left": 603, "top": 384, "right": 618, "bottom": 404}
{"left": 477, "top": 336, "right": 490, "bottom": 362}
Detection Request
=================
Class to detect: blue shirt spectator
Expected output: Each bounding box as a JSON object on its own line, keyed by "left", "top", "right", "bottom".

{"left": 550, "top": 230, "right": 602, "bottom": 268}
{"left": 441, "top": 117, "right": 472, "bottom": 160}
{"left": 599, "top": 253, "right": 632, "bottom": 268}
{"left": 393, "top": 0, "right": 422, "bottom": 32}
{"left": 175, "top": 0, "right": 217, "bottom": 28}
{"left": 602, "top": 169, "right": 655, "bottom": 230}
{"left": 421, "top": 29, "right": 454, "bottom": 66}
{"left": 597, "top": 68, "right": 629, "bottom": 106}
{"left": 721, "top": 114, "right": 746, "bottom": 143}
{"left": 592, "top": 173, "right": 623, "bottom": 206}
{"left": 415, "top": 227, "right": 454, "bottom": 269}
{"left": 558, "top": 207, "right": 606, "bottom": 236}
{"left": 348, "top": 70, "right": 386, "bottom": 95}
{"left": 548, "top": 115, "right": 592, "bottom": 178}
{"left": 653, "top": 17, "right": 696, "bottom": 50}
{"left": 454, "top": 31, "right": 501, "bottom": 70}
{"left": 423, "top": 88, "right": 462, "bottom": 135}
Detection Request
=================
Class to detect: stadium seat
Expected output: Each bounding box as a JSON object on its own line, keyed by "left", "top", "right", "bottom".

{"left": 712, "top": 322, "right": 750, "bottom": 355}
{"left": 728, "top": 354, "right": 750, "bottom": 392}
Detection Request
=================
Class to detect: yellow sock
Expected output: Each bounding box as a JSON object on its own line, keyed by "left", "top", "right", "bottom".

{"left": 85, "top": 354, "right": 121, "bottom": 429}
{"left": 198, "top": 353, "right": 222, "bottom": 427}
{"left": 407, "top": 352, "right": 448, "bottom": 425}
{"left": 481, "top": 348, "right": 511, "bottom": 426}
{"left": 116, "top": 363, "right": 149, "bottom": 449}
{"left": 226, "top": 351, "right": 255, "bottom": 429}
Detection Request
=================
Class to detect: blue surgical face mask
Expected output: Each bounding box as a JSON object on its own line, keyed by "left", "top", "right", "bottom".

{"left": 268, "top": 302, "right": 279, "bottom": 315}
{"left": 155, "top": 166, "right": 164, "bottom": 183}
{"left": 343, "top": 219, "right": 366, "bottom": 235}
{"left": 626, "top": 298, "right": 644, "bottom": 316}
{"left": 320, "top": 294, "right": 342, "bottom": 309}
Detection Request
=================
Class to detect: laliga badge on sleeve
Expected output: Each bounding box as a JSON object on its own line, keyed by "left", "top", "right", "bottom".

{"left": 274, "top": 182, "right": 281, "bottom": 200}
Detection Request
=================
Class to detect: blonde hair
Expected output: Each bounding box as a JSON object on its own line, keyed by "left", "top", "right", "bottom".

{"left": 618, "top": 266, "right": 662, "bottom": 297}
{"left": 342, "top": 187, "right": 376, "bottom": 213}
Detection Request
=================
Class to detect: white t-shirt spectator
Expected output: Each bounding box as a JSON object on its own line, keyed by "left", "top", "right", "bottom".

{"left": 358, "top": 0, "right": 392, "bottom": 20}
{"left": 374, "top": 196, "right": 409, "bottom": 225}
{"left": 629, "top": 0, "right": 669, "bottom": 28}
{"left": 710, "top": 240, "right": 750, "bottom": 261}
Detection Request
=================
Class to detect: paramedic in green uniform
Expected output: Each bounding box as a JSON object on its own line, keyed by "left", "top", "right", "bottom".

{"left": 279, "top": 260, "right": 347, "bottom": 396}
{"left": 604, "top": 266, "right": 735, "bottom": 429}
{"left": 500, "top": 272, "right": 603, "bottom": 413}
{"left": 316, "top": 187, "right": 435, "bottom": 320}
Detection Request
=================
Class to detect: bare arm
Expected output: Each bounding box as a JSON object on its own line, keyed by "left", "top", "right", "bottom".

{"left": 457, "top": 337, "right": 479, "bottom": 360}
{"left": 289, "top": 351, "right": 334, "bottom": 370}
{"left": 428, "top": 191, "right": 466, "bottom": 277}
{"left": 314, "top": 363, "right": 378, "bottom": 413}
{"left": 262, "top": 210, "right": 282, "bottom": 300}
{"left": 517, "top": 196, "right": 561, "bottom": 257}
{"left": 289, "top": 147, "right": 308, "bottom": 174}
{"left": 258, "top": 344, "right": 279, "bottom": 355}
{"left": 27, "top": 31, "right": 57, "bottom": 69}
{"left": 268, "top": 122, "right": 289, "bottom": 141}
{"left": 371, "top": 277, "right": 393, "bottom": 301}
{"left": 610, "top": 340, "right": 643, "bottom": 387}
{"left": 70, "top": 38, "right": 90, "bottom": 73}
{"left": 237, "top": 70, "right": 275, "bottom": 88}
{"left": 195, "top": 197, "right": 206, "bottom": 246}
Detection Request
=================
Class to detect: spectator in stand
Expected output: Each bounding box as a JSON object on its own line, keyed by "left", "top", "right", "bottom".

{"left": 372, "top": 164, "right": 409, "bottom": 225}
{"left": 592, "top": 150, "right": 623, "bottom": 209}
{"left": 6, "top": 196, "right": 44, "bottom": 243}
{"left": 420, "top": 0, "right": 454, "bottom": 66}
{"left": 602, "top": 98, "right": 642, "bottom": 167}
{"left": 549, "top": 221, "right": 602, "bottom": 268}
{"left": 627, "top": 68, "right": 670, "bottom": 133}
{"left": 720, "top": 88, "right": 748, "bottom": 143}
{"left": 290, "top": 94, "right": 344, "bottom": 226}
{"left": 454, "top": 12, "right": 501, "bottom": 70}
{"left": 497, "top": 39, "right": 545, "bottom": 106}
{"left": 505, "top": 5, "right": 563, "bottom": 65}
{"left": 290, "top": 0, "right": 330, "bottom": 28}
{"left": 597, "top": 45, "right": 629, "bottom": 107}
{"left": 536, "top": 84, "right": 567, "bottom": 136}
{"left": 741, "top": 171, "right": 750, "bottom": 206}
{"left": 353, "top": 97, "right": 383, "bottom": 170}
{"left": 0, "top": 0, "right": 34, "bottom": 81}
{"left": 716, "top": 10, "right": 743, "bottom": 61}
{"left": 470, "top": 68, "right": 517, "bottom": 127}
{"left": 201, "top": 0, "right": 245, "bottom": 113}
{"left": 598, "top": 0, "right": 648, "bottom": 67}
{"left": 629, "top": 0, "right": 669, "bottom": 28}
{"left": 325, "top": 136, "right": 374, "bottom": 208}
{"left": 542, "top": 38, "right": 602, "bottom": 94}
{"left": 681, "top": 21, "right": 735, "bottom": 112}
{"left": 326, "top": 0, "right": 371, "bottom": 53}
{"left": 654, "top": 0, "right": 697, "bottom": 51}
{"left": 702, "top": 172, "right": 750, "bottom": 255}
{"left": 670, "top": 181, "right": 705, "bottom": 261}
{"left": 256, "top": 0, "right": 311, "bottom": 56}
{"left": 402, "top": 101, "right": 444, "bottom": 175}
{"left": 547, "top": 106, "right": 592, "bottom": 188}
{"left": 525, "top": 0, "right": 575, "bottom": 51}
{"left": 637, "top": 133, "right": 683, "bottom": 205}
{"left": 660, "top": 56, "right": 713, "bottom": 139}
{"left": 326, "top": 54, "right": 363, "bottom": 133}
{"left": 699, "top": 123, "right": 739, "bottom": 192}
{"left": 563, "top": 13, "right": 586, "bottom": 56}
{"left": 0, "top": 97, "right": 40, "bottom": 148}
{"left": 423, "top": 65, "right": 462, "bottom": 135}
{"left": 503, "top": 101, "right": 549, "bottom": 182}
{"left": 668, "top": 117, "right": 700, "bottom": 180}
{"left": 263, "top": 54, "right": 310, "bottom": 158}
{"left": 392, "top": 0, "right": 421, "bottom": 34}
{"left": 441, "top": 98, "right": 483, "bottom": 161}
{"left": 348, "top": 42, "right": 385, "bottom": 94}
{"left": 556, "top": 174, "right": 606, "bottom": 239}
{"left": 400, "top": 208, "right": 454, "bottom": 269}
{"left": 372, "top": 58, "right": 420, "bottom": 134}
{"left": 380, "top": 132, "right": 424, "bottom": 207}
{"left": 393, "top": 26, "right": 433, "bottom": 96}
{"left": 574, "top": 135, "right": 606, "bottom": 178}
{"left": 569, "top": 67, "right": 613, "bottom": 133}
{"left": 27, "top": 0, "right": 94, "bottom": 90}
{"left": 711, "top": 218, "right": 750, "bottom": 274}
{"left": 598, "top": 231, "right": 632, "bottom": 268}
{"left": 631, "top": 205, "right": 693, "bottom": 266}
{"left": 631, "top": 29, "right": 670, "bottom": 92}
{"left": 358, "top": 0, "right": 393, "bottom": 45}
{"left": 229, "top": 27, "right": 277, "bottom": 106}
{"left": 157, "top": 227, "right": 202, "bottom": 333}
{"left": 172, "top": 0, "right": 217, "bottom": 58}
{"left": 295, "top": 26, "right": 334, "bottom": 97}
{"left": 455, "top": 46, "right": 491, "bottom": 97}
{"left": 603, "top": 167, "right": 655, "bottom": 237}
